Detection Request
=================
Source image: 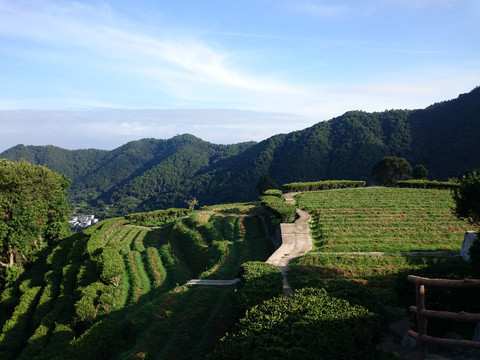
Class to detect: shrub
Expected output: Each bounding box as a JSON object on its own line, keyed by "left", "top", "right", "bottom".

{"left": 283, "top": 180, "right": 366, "bottom": 192}
{"left": 125, "top": 208, "right": 189, "bottom": 226}
{"left": 235, "top": 261, "right": 283, "bottom": 312}
{"left": 396, "top": 180, "right": 459, "bottom": 190}
{"left": 99, "top": 248, "right": 125, "bottom": 286}
{"left": 263, "top": 189, "right": 283, "bottom": 198}
{"left": 452, "top": 171, "right": 480, "bottom": 226}
{"left": 74, "top": 282, "right": 105, "bottom": 322}
{"left": 0, "top": 286, "right": 42, "bottom": 350}
{"left": 260, "top": 195, "right": 296, "bottom": 226}
{"left": 46, "top": 236, "right": 74, "bottom": 270}
{"left": 67, "top": 319, "right": 119, "bottom": 360}
{"left": 213, "top": 287, "right": 381, "bottom": 360}
{"left": 85, "top": 218, "right": 124, "bottom": 257}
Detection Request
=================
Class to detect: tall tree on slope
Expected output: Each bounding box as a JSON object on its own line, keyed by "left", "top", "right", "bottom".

{"left": 0, "top": 159, "right": 71, "bottom": 283}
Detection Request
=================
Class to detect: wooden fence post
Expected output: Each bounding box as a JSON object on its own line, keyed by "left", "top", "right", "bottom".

{"left": 416, "top": 282, "right": 428, "bottom": 359}
{"left": 408, "top": 275, "right": 480, "bottom": 359}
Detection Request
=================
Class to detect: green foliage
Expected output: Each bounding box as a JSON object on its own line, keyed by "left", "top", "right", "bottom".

{"left": 263, "top": 189, "right": 283, "bottom": 198}
{"left": 74, "top": 282, "right": 104, "bottom": 322}
{"left": 125, "top": 208, "right": 188, "bottom": 226}
{"left": 0, "top": 159, "right": 71, "bottom": 283}
{"left": 235, "top": 261, "right": 283, "bottom": 312}
{"left": 283, "top": 180, "right": 366, "bottom": 192}
{"left": 256, "top": 174, "right": 279, "bottom": 195}
{"left": 371, "top": 156, "right": 412, "bottom": 185}
{"left": 0, "top": 285, "right": 42, "bottom": 351}
{"left": 452, "top": 171, "right": 480, "bottom": 226}
{"left": 213, "top": 288, "right": 381, "bottom": 360}
{"left": 396, "top": 179, "right": 459, "bottom": 189}
{"left": 3, "top": 264, "right": 22, "bottom": 285}
{"left": 85, "top": 218, "right": 124, "bottom": 257}
{"left": 412, "top": 164, "right": 428, "bottom": 179}
{"left": 99, "top": 248, "right": 124, "bottom": 286}
{"left": 260, "top": 195, "right": 296, "bottom": 226}
{"left": 296, "top": 187, "right": 470, "bottom": 252}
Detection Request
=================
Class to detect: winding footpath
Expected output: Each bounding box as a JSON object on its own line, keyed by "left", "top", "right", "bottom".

{"left": 265, "top": 193, "right": 312, "bottom": 296}
{"left": 185, "top": 193, "right": 314, "bottom": 297}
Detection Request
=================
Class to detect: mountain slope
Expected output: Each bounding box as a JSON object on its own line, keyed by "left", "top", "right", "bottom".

{"left": 1, "top": 86, "right": 479, "bottom": 215}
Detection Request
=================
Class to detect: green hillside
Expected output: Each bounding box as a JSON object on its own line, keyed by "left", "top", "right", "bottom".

{"left": 1, "top": 87, "right": 479, "bottom": 216}
{"left": 1, "top": 185, "right": 479, "bottom": 359}
{"left": 0, "top": 206, "right": 274, "bottom": 360}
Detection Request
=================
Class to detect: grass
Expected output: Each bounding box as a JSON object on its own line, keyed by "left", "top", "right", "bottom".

{"left": 295, "top": 187, "right": 472, "bottom": 252}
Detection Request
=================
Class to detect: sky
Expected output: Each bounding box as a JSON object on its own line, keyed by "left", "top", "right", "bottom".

{"left": 0, "top": 0, "right": 479, "bottom": 152}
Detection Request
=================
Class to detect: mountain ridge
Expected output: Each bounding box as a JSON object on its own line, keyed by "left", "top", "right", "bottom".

{"left": 1, "top": 86, "right": 479, "bottom": 216}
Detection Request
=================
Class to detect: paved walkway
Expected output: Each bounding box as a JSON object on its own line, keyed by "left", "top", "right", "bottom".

{"left": 185, "top": 279, "right": 240, "bottom": 286}
{"left": 265, "top": 194, "right": 313, "bottom": 296}
{"left": 185, "top": 193, "right": 313, "bottom": 296}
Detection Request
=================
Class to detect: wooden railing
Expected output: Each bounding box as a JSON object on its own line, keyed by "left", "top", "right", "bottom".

{"left": 407, "top": 275, "right": 480, "bottom": 359}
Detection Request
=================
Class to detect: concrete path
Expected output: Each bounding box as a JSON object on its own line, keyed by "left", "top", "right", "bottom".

{"left": 185, "top": 193, "right": 313, "bottom": 296}
{"left": 265, "top": 194, "right": 313, "bottom": 296}
{"left": 185, "top": 279, "right": 241, "bottom": 286}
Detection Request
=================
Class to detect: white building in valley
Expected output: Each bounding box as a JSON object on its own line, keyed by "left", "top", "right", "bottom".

{"left": 69, "top": 215, "right": 99, "bottom": 230}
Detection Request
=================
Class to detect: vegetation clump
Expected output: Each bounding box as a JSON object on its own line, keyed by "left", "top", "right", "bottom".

{"left": 213, "top": 287, "right": 381, "bottom": 360}
{"left": 396, "top": 179, "right": 459, "bottom": 189}
{"left": 235, "top": 261, "right": 283, "bottom": 312}
{"left": 0, "top": 159, "right": 71, "bottom": 284}
{"left": 283, "top": 180, "right": 365, "bottom": 192}
{"left": 260, "top": 193, "right": 296, "bottom": 226}
{"left": 371, "top": 156, "right": 412, "bottom": 185}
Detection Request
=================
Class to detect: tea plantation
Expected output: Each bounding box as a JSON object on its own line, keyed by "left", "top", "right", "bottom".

{"left": 0, "top": 187, "right": 477, "bottom": 359}
{"left": 0, "top": 206, "right": 275, "bottom": 359}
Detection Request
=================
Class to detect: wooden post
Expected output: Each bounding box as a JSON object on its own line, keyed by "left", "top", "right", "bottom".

{"left": 416, "top": 282, "right": 427, "bottom": 359}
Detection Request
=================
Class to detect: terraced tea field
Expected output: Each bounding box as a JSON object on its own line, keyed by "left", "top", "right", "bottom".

{"left": 0, "top": 209, "right": 273, "bottom": 360}
{"left": 295, "top": 187, "right": 472, "bottom": 252}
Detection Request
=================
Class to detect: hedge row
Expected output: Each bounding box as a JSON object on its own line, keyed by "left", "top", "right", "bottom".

{"left": 214, "top": 287, "right": 381, "bottom": 360}
{"left": 260, "top": 195, "right": 296, "bottom": 226}
{"left": 74, "top": 281, "right": 118, "bottom": 322}
{"left": 0, "top": 285, "right": 42, "bottom": 350}
{"left": 99, "top": 248, "right": 125, "bottom": 286}
{"left": 396, "top": 180, "right": 460, "bottom": 190}
{"left": 125, "top": 208, "right": 189, "bottom": 226}
{"left": 235, "top": 261, "right": 283, "bottom": 312}
{"left": 263, "top": 189, "right": 283, "bottom": 198}
{"left": 283, "top": 180, "right": 366, "bottom": 192}
{"left": 85, "top": 218, "right": 124, "bottom": 257}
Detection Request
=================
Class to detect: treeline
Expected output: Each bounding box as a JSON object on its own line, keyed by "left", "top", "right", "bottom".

{"left": 1, "top": 87, "right": 479, "bottom": 215}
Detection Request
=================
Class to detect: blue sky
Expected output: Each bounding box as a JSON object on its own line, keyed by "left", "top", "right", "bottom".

{"left": 0, "top": 0, "right": 479, "bottom": 151}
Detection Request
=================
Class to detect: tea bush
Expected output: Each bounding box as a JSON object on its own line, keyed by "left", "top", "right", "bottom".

{"left": 214, "top": 287, "right": 381, "bottom": 360}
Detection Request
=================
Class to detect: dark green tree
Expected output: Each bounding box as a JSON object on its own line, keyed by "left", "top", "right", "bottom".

{"left": 0, "top": 159, "right": 71, "bottom": 283}
{"left": 371, "top": 157, "right": 412, "bottom": 185}
{"left": 452, "top": 171, "right": 480, "bottom": 226}
{"left": 412, "top": 164, "right": 428, "bottom": 180}
{"left": 256, "top": 174, "right": 278, "bottom": 195}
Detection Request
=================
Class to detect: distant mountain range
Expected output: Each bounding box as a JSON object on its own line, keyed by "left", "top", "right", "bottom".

{"left": 2, "top": 86, "right": 479, "bottom": 217}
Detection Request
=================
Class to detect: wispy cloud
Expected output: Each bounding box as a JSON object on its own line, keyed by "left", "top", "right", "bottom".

{"left": 288, "top": 1, "right": 350, "bottom": 17}
{"left": 0, "top": 1, "right": 306, "bottom": 109}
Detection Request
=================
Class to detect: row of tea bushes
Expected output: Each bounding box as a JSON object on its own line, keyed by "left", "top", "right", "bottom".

{"left": 396, "top": 179, "right": 460, "bottom": 189}
{"left": 283, "top": 180, "right": 366, "bottom": 192}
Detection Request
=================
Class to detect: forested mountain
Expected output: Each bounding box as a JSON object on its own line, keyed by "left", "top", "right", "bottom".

{"left": 1, "top": 86, "right": 479, "bottom": 216}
